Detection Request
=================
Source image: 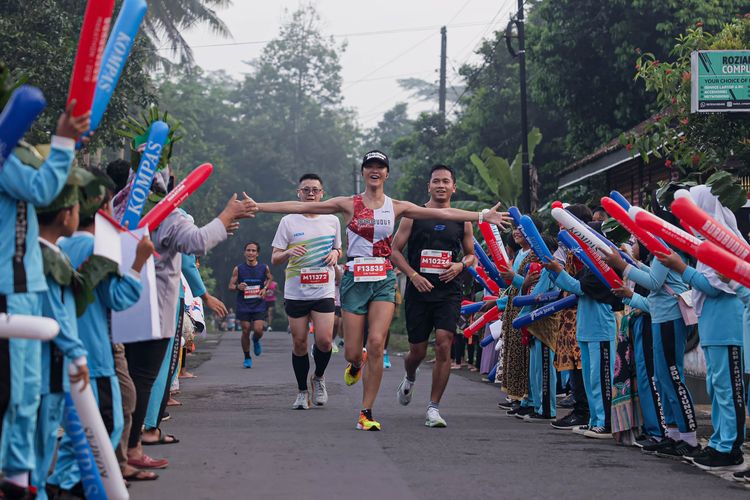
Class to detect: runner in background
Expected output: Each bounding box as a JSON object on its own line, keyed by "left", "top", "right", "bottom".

{"left": 229, "top": 242, "right": 272, "bottom": 368}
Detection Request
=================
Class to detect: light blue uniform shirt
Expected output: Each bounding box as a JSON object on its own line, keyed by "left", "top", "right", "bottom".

{"left": 682, "top": 266, "right": 743, "bottom": 347}
{"left": 519, "top": 269, "right": 559, "bottom": 317}
{"left": 731, "top": 284, "right": 750, "bottom": 371}
{"left": 59, "top": 232, "right": 142, "bottom": 377}
{"left": 553, "top": 270, "right": 617, "bottom": 342}
{"left": 625, "top": 259, "right": 686, "bottom": 323}
{"left": 0, "top": 137, "right": 75, "bottom": 294}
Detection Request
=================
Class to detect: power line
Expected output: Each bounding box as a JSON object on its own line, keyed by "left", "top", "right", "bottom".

{"left": 158, "top": 21, "right": 494, "bottom": 52}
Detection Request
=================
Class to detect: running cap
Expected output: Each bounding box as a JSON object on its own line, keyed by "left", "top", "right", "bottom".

{"left": 361, "top": 150, "right": 389, "bottom": 169}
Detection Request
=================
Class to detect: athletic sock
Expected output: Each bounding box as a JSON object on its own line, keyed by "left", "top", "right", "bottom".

{"left": 361, "top": 408, "right": 373, "bottom": 420}
{"left": 428, "top": 401, "right": 439, "bottom": 411}
{"left": 292, "top": 354, "right": 310, "bottom": 391}
{"left": 666, "top": 427, "right": 680, "bottom": 440}
{"left": 312, "top": 345, "right": 332, "bottom": 378}
{"left": 243, "top": 351, "right": 251, "bottom": 360}
{"left": 680, "top": 431, "right": 698, "bottom": 447}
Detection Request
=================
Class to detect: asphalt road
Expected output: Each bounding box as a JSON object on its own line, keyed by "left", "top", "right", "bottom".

{"left": 130, "top": 331, "right": 749, "bottom": 500}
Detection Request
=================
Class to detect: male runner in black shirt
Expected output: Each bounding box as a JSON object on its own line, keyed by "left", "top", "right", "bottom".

{"left": 391, "top": 164, "right": 476, "bottom": 427}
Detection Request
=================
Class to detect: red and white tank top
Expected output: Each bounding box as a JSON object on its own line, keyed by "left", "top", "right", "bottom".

{"left": 346, "top": 194, "right": 395, "bottom": 270}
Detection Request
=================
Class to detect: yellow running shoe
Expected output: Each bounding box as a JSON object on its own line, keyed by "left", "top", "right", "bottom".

{"left": 344, "top": 349, "right": 368, "bottom": 386}
{"left": 356, "top": 411, "right": 381, "bottom": 431}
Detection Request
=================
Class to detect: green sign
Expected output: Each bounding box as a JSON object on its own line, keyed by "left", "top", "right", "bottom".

{"left": 691, "top": 50, "right": 750, "bottom": 112}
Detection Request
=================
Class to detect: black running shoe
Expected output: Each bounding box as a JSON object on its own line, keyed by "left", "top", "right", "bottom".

{"left": 497, "top": 399, "right": 519, "bottom": 411}
{"left": 510, "top": 405, "right": 535, "bottom": 418}
{"left": 641, "top": 437, "right": 676, "bottom": 455}
{"left": 550, "top": 412, "right": 588, "bottom": 430}
{"left": 523, "top": 412, "right": 555, "bottom": 422}
{"left": 692, "top": 447, "right": 745, "bottom": 472}
{"left": 732, "top": 469, "right": 750, "bottom": 483}
{"left": 655, "top": 440, "right": 702, "bottom": 460}
{"left": 557, "top": 394, "right": 575, "bottom": 409}
{"left": 634, "top": 435, "right": 661, "bottom": 449}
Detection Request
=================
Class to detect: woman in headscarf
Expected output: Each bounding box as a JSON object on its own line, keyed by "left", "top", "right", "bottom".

{"left": 657, "top": 185, "right": 745, "bottom": 473}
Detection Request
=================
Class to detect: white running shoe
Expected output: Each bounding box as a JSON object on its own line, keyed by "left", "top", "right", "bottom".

{"left": 397, "top": 376, "right": 414, "bottom": 406}
{"left": 292, "top": 391, "right": 310, "bottom": 410}
{"left": 425, "top": 407, "right": 447, "bottom": 428}
{"left": 572, "top": 424, "right": 590, "bottom": 435}
{"left": 311, "top": 375, "right": 328, "bottom": 406}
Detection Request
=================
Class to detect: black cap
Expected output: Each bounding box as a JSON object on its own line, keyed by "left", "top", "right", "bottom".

{"left": 361, "top": 150, "right": 389, "bottom": 169}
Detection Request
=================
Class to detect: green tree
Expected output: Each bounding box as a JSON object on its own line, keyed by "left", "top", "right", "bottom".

{"left": 0, "top": 0, "right": 155, "bottom": 147}
{"left": 624, "top": 17, "right": 750, "bottom": 210}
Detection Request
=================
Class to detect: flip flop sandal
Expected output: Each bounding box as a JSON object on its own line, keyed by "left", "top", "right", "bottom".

{"left": 142, "top": 429, "right": 180, "bottom": 446}
{"left": 123, "top": 469, "right": 159, "bottom": 482}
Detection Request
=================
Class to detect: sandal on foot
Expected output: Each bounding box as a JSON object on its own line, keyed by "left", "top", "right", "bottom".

{"left": 142, "top": 429, "right": 179, "bottom": 446}
{"left": 123, "top": 469, "right": 159, "bottom": 481}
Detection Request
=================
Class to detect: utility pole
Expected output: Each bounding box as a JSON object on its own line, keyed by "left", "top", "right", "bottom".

{"left": 439, "top": 26, "right": 447, "bottom": 123}
{"left": 516, "top": 0, "right": 532, "bottom": 213}
{"left": 353, "top": 164, "right": 361, "bottom": 194}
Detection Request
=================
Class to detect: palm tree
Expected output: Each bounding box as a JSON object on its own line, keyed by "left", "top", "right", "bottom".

{"left": 143, "top": 0, "right": 233, "bottom": 66}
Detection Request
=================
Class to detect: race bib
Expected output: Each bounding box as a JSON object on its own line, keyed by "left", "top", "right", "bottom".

{"left": 420, "top": 249, "right": 452, "bottom": 274}
{"left": 243, "top": 285, "right": 261, "bottom": 299}
{"left": 353, "top": 257, "right": 387, "bottom": 282}
{"left": 300, "top": 267, "right": 330, "bottom": 288}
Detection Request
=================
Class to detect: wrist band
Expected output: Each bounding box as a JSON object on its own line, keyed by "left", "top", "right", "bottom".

{"left": 478, "top": 208, "right": 489, "bottom": 224}
{"left": 410, "top": 271, "right": 418, "bottom": 280}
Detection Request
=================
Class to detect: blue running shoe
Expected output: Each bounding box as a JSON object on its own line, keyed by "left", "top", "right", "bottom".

{"left": 253, "top": 339, "right": 262, "bottom": 356}
{"left": 243, "top": 358, "right": 253, "bottom": 369}
{"left": 383, "top": 351, "right": 391, "bottom": 369}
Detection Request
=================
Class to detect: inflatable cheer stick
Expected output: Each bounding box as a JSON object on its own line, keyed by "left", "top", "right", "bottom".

{"left": 475, "top": 266, "right": 500, "bottom": 295}
{"left": 508, "top": 206, "right": 523, "bottom": 226}
{"left": 461, "top": 301, "right": 485, "bottom": 315}
{"left": 601, "top": 197, "right": 669, "bottom": 255}
{"left": 512, "top": 295, "right": 578, "bottom": 329}
{"left": 671, "top": 194, "right": 750, "bottom": 262}
{"left": 66, "top": 364, "right": 128, "bottom": 499}
{"left": 558, "top": 231, "right": 610, "bottom": 287}
{"left": 609, "top": 190, "right": 631, "bottom": 211}
{"left": 0, "top": 86, "right": 46, "bottom": 167}
{"left": 697, "top": 240, "right": 750, "bottom": 289}
{"left": 67, "top": 0, "right": 116, "bottom": 117}
{"left": 487, "top": 364, "right": 498, "bottom": 382}
{"left": 62, "top": 396, "right": 108, "bottom": 500}
{"left": 630, "top": 207, "right": 701, "bottom": 257}
{"left": 520, "top": 215, "right": 557, "bottom": 277}
{"left": 478, "top": 222, "right": 511, "bottom": 275}
{"left": 463, "top": 305, "right": 500, "bottom": 337}
{"left": 467, "top": 266, "right": 494, "bottom": 295}
{"left": 473, "top": 238, "right": 505, "bottom": 288}
{"left": 89, "top": 0, "right": 148, "bottom": 133}
{"left": 568, "top": 231, "right": 622, "bottom": 287}
{"left": 553, "top": 207, "right": 637, "bottom": 266}
{"left": 0, "top": 314, "right": 59, "bottom": 340}
{"left": 138, "top": 163, "right": 214, "bottom": 231}
{"left": 120, "top": 121, "right": 169, "bottom": 228}
{"left": 479, "top": 320, "right": 504, "bottom": 347}
{"left": 513, "top": 290, "right": 561, "bottom": 307}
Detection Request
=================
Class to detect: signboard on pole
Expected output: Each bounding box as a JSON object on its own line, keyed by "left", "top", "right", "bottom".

{"left": 691, "top": 50, "right": 750, "bottom": 112}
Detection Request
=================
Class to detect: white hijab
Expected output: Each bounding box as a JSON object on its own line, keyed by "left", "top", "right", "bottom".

{"left": 688, "top": 185, "right": 746, "bottom": 315}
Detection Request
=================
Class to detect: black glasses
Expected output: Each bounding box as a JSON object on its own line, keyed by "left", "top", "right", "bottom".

{"left": 298, "top": 187, "right": 322, "bottom": 195}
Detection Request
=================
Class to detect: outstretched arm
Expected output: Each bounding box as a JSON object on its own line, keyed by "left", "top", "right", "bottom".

{"left": 394, "top": 200, "right": 509, "bottom": 228}
{"left": 256, "top": 196, "right": 352, "bottom": 218}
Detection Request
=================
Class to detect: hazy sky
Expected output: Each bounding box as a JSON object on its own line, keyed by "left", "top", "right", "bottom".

{"left": 178, "top": 1, "right": 517, "bottom": 129}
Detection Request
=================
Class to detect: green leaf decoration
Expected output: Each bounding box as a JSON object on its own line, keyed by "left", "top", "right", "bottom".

{"left": 74, "top": 255, "right": 121, "bottom": 317}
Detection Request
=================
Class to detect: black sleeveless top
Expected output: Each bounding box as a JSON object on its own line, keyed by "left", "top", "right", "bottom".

{"left": 405, "top": 217, "right": 465, "bottom": 302}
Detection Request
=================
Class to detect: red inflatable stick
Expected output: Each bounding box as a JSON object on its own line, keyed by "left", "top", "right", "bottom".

{"left": 697, "top": 240, "right": 750, "bottom": 289}
{"left": 478, "top": 222, "right": 511, "bottom": 272}
{"left": 67, "top": 0, "right": 115, "bottom": 117}
{"left": 601, "top": 197, "right": 669, "bottom": 255}
{"left": 138, "top": 163, "right": 214, "bottom": 231}
{"left": 630, "top": 207, "right": 701, "bottom": 257}
{"left": 475, "top": 266, "right": 500, "bottom": 295}
{"left": 671, "top": 196, "right": 750, "bottom": 263}
{"left": 463, "top": 305, "right": 500, "bottom": 338}
{"left": 569, "top": 232, "right": 623, "bottom": 288}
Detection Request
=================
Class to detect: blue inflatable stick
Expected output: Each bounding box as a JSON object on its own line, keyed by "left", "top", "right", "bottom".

{"left": 513, "top": 290, "right": 560, "bottom": 307}
{"left": 89, "top": 0, "right": 148, "bottom": 133}
{"left": 473, "top": 238, "right": 505, "bottom": 287}
{"left": 487, "top": 364, "right": 498, "bottom": 382}
{"left": 460, "top": 301, "right": 485, "bottom": 315}
{"left": 120, "top": 120, "right": 169, "bottom": 228}
{"left": 479, "top": 334, "right": 495, "bottom": 348}
{"left": 519, "top": 215, "right": 557, "bottom": 278}
{"left": 512, "top": 295, "right": 578, "bottom": 329}
{"left": 62, "top": 394, "right": 107, "bottom": 500}
{"left": 508, "top": 206, "right": 523, "bottom": 226}
{"left": 609, "top": 190, "right": 631, "bottom": 211}
{"left": 0, "top": 85, "right": 46, "bottom": 167}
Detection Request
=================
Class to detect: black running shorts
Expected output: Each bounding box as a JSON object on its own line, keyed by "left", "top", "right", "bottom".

{"left": 405, "top": 298, "right": 460, "bottom": 344}
{"left": 237, "top": 311, "right": 266, "bottom": 323}
{"left": 284, "top": 298, "right": 336, "bottom": 319}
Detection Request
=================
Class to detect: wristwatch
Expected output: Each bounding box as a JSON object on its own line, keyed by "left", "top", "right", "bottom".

{"left": 478, "top": 209, "right": 489, "bottom": 223}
